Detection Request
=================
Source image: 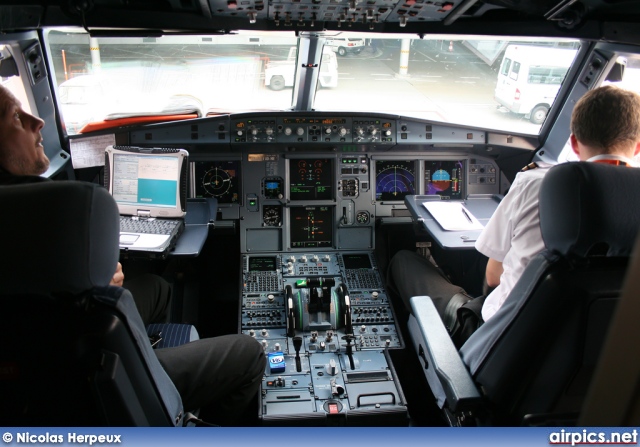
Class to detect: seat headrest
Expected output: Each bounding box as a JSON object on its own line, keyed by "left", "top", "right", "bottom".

{"left": 539, "top": 162, "right": 640, "bottom": 257}
{"left": 0, "top": 181, "right": 120, "bottom": 295}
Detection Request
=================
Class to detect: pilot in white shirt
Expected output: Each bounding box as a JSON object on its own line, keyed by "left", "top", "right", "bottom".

{"left": 477, "top": 153, "right": 637, "bottom": 322}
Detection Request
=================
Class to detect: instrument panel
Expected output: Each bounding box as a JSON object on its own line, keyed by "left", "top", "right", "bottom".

{"left": 129, "top": 112, "right": 503, "bottom": 252}
{"left": 233, "top": 152, "right": 498, "bottom": 253}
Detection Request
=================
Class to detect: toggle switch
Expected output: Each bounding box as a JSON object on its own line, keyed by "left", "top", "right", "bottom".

{"left": 326, "top": 358, "right": 338, "bottom": 375}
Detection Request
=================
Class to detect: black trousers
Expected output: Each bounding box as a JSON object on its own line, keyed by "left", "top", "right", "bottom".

{"left": 125, "top": 274, "right": 266, "bottom": 425}
{"left": 387, "top": 250, "right": 484, "bottom": 346}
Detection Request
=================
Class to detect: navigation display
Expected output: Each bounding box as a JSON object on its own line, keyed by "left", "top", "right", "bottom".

{"left": 375, "top": 160, "right": 416, "bottom": 201}
{"left": 290, "top": 206, "right": 333, "bottom": 248}
{"left": 193, "top": 160, "right": 241, "bottom": 204}
{"left": 424, "top": 160, "right": 465, "bottom": 200}
{"left": 289, "top": 158, "right": 333, "bottom": 201}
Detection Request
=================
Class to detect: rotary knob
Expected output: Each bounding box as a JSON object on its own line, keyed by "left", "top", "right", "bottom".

{"left": 296, "top": 127, "right": 305, "bottom": 136}
{"left": 338, "top": 127, "right": 348, "bottom": 136}
{"left": 284, "top": 127, "right": 292, "bottom": 136}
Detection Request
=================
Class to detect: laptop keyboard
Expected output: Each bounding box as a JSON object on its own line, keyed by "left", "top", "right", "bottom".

{"left": 120, "top": 217, "right": 179, "bottom": 235}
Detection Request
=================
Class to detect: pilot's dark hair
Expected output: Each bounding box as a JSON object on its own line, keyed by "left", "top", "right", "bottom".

{"left": 571, "top": 85, "right": 640, "bottom": 154}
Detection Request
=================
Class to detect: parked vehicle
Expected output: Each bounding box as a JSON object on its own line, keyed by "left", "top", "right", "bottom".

{"left": 265, "top": 46, "right": 338, "bottom": 90}
{"left": 494, "top": 45, "right": 578, "bottom": 124}
{"left": 325, "top": 37, "right": 365, "bottom": 56}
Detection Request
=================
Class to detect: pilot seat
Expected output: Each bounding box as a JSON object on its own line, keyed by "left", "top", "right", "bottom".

{"left": 0, "top": 181, "right": 196, "bottom": 426}
{"left": 407, "top": 161, "right": 640, "bottom": 426}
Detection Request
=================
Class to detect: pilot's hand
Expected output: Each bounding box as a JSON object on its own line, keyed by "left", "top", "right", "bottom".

{"left": 110, "top": 262, "right": 125, "bottom": 287}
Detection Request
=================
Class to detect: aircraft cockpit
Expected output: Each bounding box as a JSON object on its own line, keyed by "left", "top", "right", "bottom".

{"left": 1, "top": 0, "right": 640, "bottom": 429}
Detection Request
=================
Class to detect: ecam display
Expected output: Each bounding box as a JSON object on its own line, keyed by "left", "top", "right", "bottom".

{"left": 289, "top": 206, "right": 333, "bottom": 248}
{"left": 289, "top": 158, "right": 334, "bottom": 201}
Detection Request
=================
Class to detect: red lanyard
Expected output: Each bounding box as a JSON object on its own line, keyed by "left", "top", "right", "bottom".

{"left": 592, "top": 159, "right": 629, "bottom": 166}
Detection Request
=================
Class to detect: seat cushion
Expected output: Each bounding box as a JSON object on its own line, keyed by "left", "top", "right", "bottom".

{"left": 146, "top": 323, "right": 200, "bottom": 349}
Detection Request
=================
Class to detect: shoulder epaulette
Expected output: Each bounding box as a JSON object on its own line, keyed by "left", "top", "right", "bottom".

{"left": 520, "top": 162, "right": 538, "bottom": 172}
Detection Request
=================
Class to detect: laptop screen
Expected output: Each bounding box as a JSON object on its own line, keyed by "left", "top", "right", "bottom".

{"left": 113, "top": 153, "right": 179, "bottom": 208}
{"left": 105, "top": 146, "right": 189, "bottom": 218}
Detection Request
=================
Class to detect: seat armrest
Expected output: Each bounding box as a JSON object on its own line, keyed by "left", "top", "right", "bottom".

{"left": 408, "top": 296, "right": 482, "bottom": 413}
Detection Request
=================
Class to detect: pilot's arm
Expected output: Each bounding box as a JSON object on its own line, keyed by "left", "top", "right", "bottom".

{"left": 485, "top": 258, "right": 503, "bottom": 288}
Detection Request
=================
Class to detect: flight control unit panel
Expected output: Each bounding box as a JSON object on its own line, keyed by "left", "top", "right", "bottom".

{"left": 241, "top": 251, "right": 409, "bottom": 425}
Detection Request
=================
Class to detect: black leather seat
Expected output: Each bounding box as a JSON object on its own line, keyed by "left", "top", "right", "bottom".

{"left": 0, "top": 181, "right": 185, "bottom": 426}
{"left": 407, "top": 162, "right": 640, "bottom": 426}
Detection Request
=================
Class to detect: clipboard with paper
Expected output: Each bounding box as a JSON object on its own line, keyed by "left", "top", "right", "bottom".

{"left": 422, "top": 201, "right": 485, "bottom": 231}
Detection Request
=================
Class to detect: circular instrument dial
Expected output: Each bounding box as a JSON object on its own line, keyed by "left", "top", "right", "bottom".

{"left": 202, "top": 167, "right": 233, "bottom": 198}
{"left": 356, "top": 211, "right": 370, "bottom": 225}
{"left": 263, "top": 206, "right": 282, "bottom": 226}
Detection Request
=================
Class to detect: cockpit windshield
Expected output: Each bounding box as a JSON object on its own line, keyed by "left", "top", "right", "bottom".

{"left": 44, "top": 29, "right": 579, "bottom": 136}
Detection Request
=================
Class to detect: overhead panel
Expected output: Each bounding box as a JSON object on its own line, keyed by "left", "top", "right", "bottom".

{"left": 206, "top": 0, "right": 463, "bottom": 26}
{"left": 268, "top": 0, "right": 399, "bottom": 27}
{"left": 388, "top": 0, "right": 459, "bottom": 23}
{"left": 207, "top": 0, "right": 268, "bottom": 23}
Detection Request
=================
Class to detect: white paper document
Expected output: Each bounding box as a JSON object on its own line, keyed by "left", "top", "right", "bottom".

{"left": 423, "top": 201, "right": 485, "bottom": 231}
{"left": 69, "top": 134, "right": 116, "bottom": 169}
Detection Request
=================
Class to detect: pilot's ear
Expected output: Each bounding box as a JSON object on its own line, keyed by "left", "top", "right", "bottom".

{"left": 570, "top": 134, "right": 580, "bottom": 156}
{"left": 634, "top": 141, "right": 640, "bottom": 156}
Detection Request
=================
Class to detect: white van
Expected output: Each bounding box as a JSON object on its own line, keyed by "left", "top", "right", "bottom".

{"left": 325, "top": 37, "right": 365, "bottom": 56}
{"left": 494, "top": 45, "right": 578, "bottom": 124}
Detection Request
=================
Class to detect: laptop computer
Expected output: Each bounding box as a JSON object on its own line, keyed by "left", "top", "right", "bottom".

{"left": 104, "top": 145, "right": 189, "bottom": 258}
